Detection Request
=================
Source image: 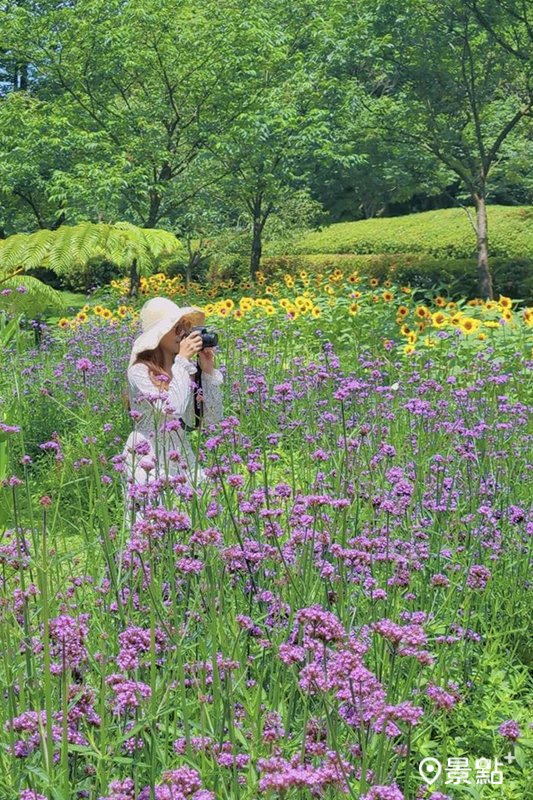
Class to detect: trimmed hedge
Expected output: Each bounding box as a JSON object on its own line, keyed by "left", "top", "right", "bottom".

{"left": 261, "top": 253, "right": 533, "bottom": 304}
{"left": 268, "top": 206, "right": 533, "bottom": 262}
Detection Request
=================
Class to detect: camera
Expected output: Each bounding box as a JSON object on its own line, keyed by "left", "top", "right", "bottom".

{"left": 187, "top": 325, "right": 218, "bottom": 350}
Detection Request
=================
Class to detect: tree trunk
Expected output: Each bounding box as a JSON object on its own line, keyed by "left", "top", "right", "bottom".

{"left": 473, "top": 193, "right": 493, "bottom": 301}
{"left": 250, "top": 196, "right": 263, "bottom": 282}
{"left": 19, "top": 63, "right": 28, "bottom": 91}
{"left": 128, "top": 258, "right": 140, "bottom": 298}
{"left": 186, "top": 250, "right": 203, "bottom": 291}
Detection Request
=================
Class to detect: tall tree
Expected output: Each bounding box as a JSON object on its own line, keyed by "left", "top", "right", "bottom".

{"left": 3, "top": 0, "right": 278, "bottom": 230}
{"left": 345, "top": 0, "right": 533, "bottom": 299}
{"left": 208, "top": 0, "right": 332, "bottom": 279}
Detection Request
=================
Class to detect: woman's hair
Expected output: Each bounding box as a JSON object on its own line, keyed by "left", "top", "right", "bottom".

{"left": 124, "top": 346, "right": 171, "bottom": 413}
{"left": 135, "top": 345, "right": 170, "bottom": 385}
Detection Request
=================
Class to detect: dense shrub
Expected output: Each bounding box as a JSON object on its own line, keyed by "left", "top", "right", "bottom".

{"left": 59, "top": 257, "right": 122, "bottom": 293}
{"left": 267, "top": 206, "right": 533, "bottom": 261}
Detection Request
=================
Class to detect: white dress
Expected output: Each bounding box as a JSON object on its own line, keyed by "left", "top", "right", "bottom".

{"left": 122, "top": 355, "right": 224, "bottom": 499}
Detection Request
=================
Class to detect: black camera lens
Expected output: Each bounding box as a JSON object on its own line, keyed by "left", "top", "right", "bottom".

{"left": 202, "top": 331, "right": 218, "bottom": 348}
{"left": 188, "top": 326, "right": 218, "bottom": 350}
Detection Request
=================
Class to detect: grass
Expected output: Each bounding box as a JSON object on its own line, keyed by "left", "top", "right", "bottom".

{"left": 61, "top": 291, "right": 88, "bottom": 311}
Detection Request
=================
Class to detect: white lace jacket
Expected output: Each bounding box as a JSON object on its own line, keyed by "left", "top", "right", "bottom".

{"left": 123, "top": 355, "right": 224, "bottom": 489}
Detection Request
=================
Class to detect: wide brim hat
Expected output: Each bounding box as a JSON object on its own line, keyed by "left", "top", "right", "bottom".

{"left": 128, "top": 297, "right": 205, "bottom": 367}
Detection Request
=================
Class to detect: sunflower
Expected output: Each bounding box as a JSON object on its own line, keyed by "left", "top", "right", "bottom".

{"left": 447, "top": 302, "right": 457, "bottom": 310}
{"left": 370, "top": 277, "right": 379, "bottom": 287}
{"left": 400, "top": 324, "right": 411, "bottom": 336}
{"left": 264, "top": 306, "right": 276, "bottom": 315}
{"left": 349, "top": 303, "right": 360, "bottom": 315}
{"left": 397, "top": 305, "right": 409, "bottom": 318}
{"left": 117, "top": 306, "right": 128, "bottom": 318}
{"left": 93, "top": 305, "right": 104, "bottom": 316}
{"left": 414, "top": 305, "right": 429, "bottom": 319}
{"left": 431, "top": 311, "right": 448, "bottom": 327}
{"left": 371, "top": 294, "right": 379, "bottom": 303}
{"left": 58, "top": 318, "right": 70, "bottom": 329}
{"left": 101, "top": 308, "right": 112, "bottom": 320}
{"left": 382, "top": 291, "right": 394, "bottom": 302}
{"left": 404, "top": 344, "right": 415, "bottom": 355}
{"left": 435, "top": 296, "right": 447, "bottom": 307}
{"left": 218, "top": 307, "right": 229, "bottom": 317}
{"left": 82, "top": 304, "right": 90, "bottom": 313}
{"left": 347, "top": 273, "right": 359, "bottom": 284}
{"left": 484, "top": 300, "right": 498, "bottom": 311}
{"left": 424, "top": 337, "right": 436, "bottom": 348}
{"left": 311, "top": 306, "right": 321, "bottom": 318}
{"left": 499, "top": 295, "right": 512, "bottom": 310}
{"left": 299, "top": 270, "right": 308, "bottom": 279}
{"left": 224, "top": 299, "right": 234, "bottom": 310}
{"left": 502, "top": 309, "right": 513, "bottom": 322}
{"left": 383, "top": 280, "right": 392, "bottom": 288}
{"left": 233, "top": 309, "right": 244, "bottom": 319}
{"left": 401, "top": 286, "right": 412, "bottom": 294}
{"left": 459, "top": 317, "right": 480, "bottom": 334}
{"left": 416, "top": 322, "right": 425, "bottom": 333}
{"left": 350, "top": 291, "right": 362, "bottom": 299}
{"left": 476, "top": 332, "right": 487, "bottom": 340}
{"left": 76, "top": 312, "right": 88, "bottom": 323}
{"left": 279, "top": 298, "right": 291, "bottom": 309}
{"left": 407, "top": 332, "right": 417, "bottom": 344}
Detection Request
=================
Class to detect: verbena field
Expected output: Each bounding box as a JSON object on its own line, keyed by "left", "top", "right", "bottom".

{"left": 2, "top": 267, "right": 533, "bottom": 800}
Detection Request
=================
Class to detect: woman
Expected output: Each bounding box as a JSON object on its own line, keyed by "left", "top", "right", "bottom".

{"left": 122, "top": 297, "right": 224, "bottom": 510}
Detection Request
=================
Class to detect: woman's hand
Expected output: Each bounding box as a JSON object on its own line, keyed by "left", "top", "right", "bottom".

{"left": 197, "top": 347, "right": 215, "bottom": 374}
{"left": 178, "top": 331, "right": 203, "bottom": 361}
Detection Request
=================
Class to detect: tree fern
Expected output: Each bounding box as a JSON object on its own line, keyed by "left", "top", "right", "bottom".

{"left": 0, "top": 273, "right": 65, "bottom": 318}
{"left": 0, "top": 222, "right": 182, "bottom": 290}
{"left": 25, "top": 229, "right": 56, "bottom": 270}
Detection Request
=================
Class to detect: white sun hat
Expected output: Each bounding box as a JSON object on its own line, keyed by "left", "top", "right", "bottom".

{"left": 128, "top": 297, "right": 205, "bottom": 368}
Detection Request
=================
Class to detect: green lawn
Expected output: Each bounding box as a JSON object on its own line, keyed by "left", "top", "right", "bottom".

{"left": 60, "top": 290, "right": 88, "bottom": 311}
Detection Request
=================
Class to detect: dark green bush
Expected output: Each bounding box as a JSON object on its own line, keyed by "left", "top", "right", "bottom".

{"left": 261, "top": 253, "right": 533, "bottom": 303}
{"left": 58, "top": 258, "right": 122, "bottom": 293}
